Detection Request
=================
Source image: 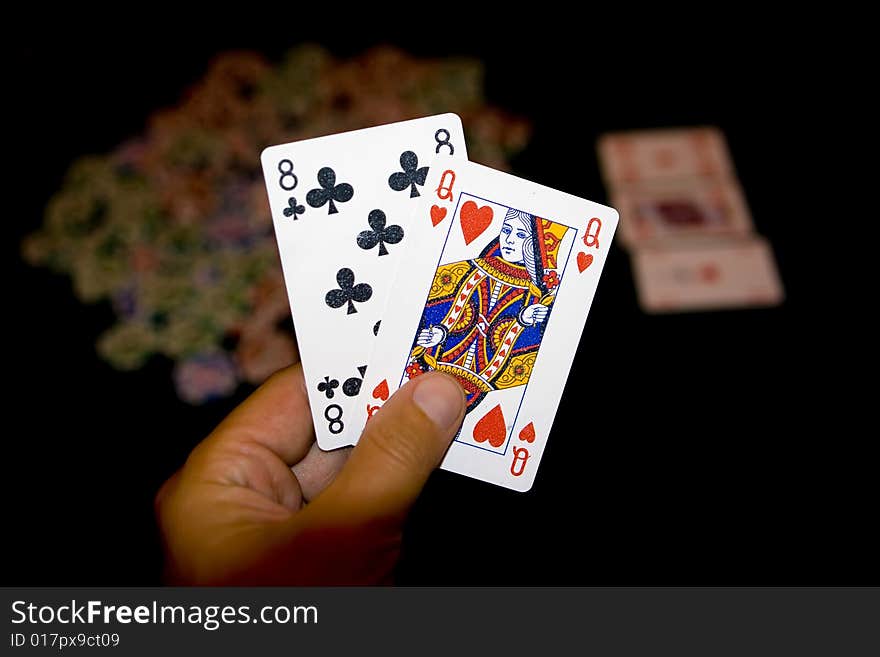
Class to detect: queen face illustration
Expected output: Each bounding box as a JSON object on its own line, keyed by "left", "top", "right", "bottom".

{"left": 407, "top": 207, "right": 570, "bottom": 414}
{"left": 500, "top": 215, "right": 529, "bottom": 263}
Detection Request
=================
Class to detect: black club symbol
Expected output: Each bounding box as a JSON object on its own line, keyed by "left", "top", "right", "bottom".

{"left": 283, "top": 196, "right": 305, "bottom": 219}
{"left": 306, "top": 167, "right": 354, "bottom": 214}
{"left": 356, "top": 209, "right": 404, "bottom": 256}
{"left": 325, "top": 268, "right": 372, "bottom": 315}
{"left": 343, "top": 365, "right": 368, "bottom": 397}
{"left": 388, "top": 151, "right": 429, "bottom": 198}
{"left": 317, "top": 376, "right": 339, "bottom": 398}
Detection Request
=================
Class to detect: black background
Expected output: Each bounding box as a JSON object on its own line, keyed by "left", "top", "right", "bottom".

{"left": 7, "top": 17, "right": 858, "bottom": 585}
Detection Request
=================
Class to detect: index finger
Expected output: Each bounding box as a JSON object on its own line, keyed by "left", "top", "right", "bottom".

{"left": 210, "top": 363, "right": 316, "bottom": 466}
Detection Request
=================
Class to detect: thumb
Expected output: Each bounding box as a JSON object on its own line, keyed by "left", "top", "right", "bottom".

{"left": 312, "top": 372, "right": 465, "bottom": 523}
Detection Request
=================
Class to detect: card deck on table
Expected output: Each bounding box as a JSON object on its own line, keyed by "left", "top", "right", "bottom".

{"left": 358, "top": 159, "right": 618, "bottom": 491}
{"left": 597, "top": 127, "right": 734, "bottom": 187}
{"left": 611, "top": 177, "right": 754, "bottom": 247}
{"left": 261, "top": 115, "right": 466, "bottom": 450}
{"left": 630, "top": 236, "right": 784, "bottom": 313}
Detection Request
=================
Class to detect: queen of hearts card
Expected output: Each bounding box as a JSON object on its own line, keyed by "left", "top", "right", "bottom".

{"left": 405, "top": 207, "right": 571, "bottom": 419}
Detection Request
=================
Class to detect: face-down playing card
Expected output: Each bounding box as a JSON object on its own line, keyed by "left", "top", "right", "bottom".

{"left": 631, "top": 236, "right": 784, "bottom": 313}
{"left": 260, "top": 115, "right": 466, "bottom": 450}
{"left": 597, "top": 126, "right": 734, "bottom": 187}
{"left": 360, "top": 160, "right": 618, "bottom": 491}
{"left": 611, "top": 177, "right": 754, "bottom": 247}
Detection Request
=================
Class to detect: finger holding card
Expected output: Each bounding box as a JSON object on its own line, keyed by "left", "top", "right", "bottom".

{"left": 361, "top": 159, "right": 618, "bottom": 491}
{"left": 261, "top": 115, "right": 466, "bottom": 450}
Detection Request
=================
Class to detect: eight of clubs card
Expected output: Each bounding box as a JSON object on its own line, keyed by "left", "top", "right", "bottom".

{"left": 362, "top": 160, "right": 618, "bottom": 491}
{"left": 261, "top": 115, "right": 466, "bottom": 449}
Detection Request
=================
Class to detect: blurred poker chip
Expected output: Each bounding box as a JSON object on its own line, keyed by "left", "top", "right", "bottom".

{"left": 23, "top": 44, "right": 531, "bottom": 403}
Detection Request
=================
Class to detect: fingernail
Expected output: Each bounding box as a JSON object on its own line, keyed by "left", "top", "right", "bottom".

{"left": 412, "top": 374, "right": 464, "bottom": 430}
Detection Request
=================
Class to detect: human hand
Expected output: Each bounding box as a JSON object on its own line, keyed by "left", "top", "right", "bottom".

{"left": 521, "top": 303, "right": 549, "bottom": 326}
{"left": 155, "top": 363, "right": 465, "bottom": 585}
{"left": 416, "top": 325, "right": 445, "bottom": 348}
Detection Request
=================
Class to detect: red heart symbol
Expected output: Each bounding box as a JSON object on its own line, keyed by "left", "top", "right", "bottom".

{"left": 430, "top": 205, "right": 447, "bottom": 227}
{"left": 699, "top": 263, "right": 721, "bottom": 283}
{"left": 577, "top": 252, "right": 594, "bottom": 272}
{"left": 372, "top": 379, "right": 389, "bottom": 401}
{"left": 518, "top": 422, "right": 536, "bottom": 443}
{"left": 472, "top": 404, "right": 507, "bottom": 447}
{"left": 460, "top": 200, "right": 493, "bottom": 245}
